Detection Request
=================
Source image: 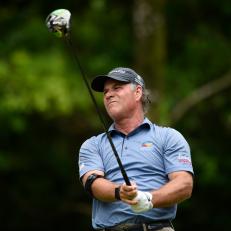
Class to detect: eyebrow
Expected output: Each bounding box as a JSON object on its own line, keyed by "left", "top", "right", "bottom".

{"left": 103, "top": 82, "right": 125, "bottom": 92}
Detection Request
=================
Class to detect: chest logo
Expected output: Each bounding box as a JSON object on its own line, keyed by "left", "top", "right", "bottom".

{"left": 141, "top": 142, "right": 154, "bottom": 148}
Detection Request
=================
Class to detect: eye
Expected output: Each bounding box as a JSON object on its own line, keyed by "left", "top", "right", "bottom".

{"left": 114, "top": 86, "right": 121, "bottom": 90}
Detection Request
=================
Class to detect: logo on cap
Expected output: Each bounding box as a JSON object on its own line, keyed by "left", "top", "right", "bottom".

{"left": 109, "top": 70, "right": 126, "bottom": 75}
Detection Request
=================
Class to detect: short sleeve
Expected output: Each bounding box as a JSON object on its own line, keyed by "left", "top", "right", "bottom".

{"left": 163, "top": 128, "right": 194, "bottom": 175}
{"left": 78, "top": 136, "right": 105, "bottom": 179}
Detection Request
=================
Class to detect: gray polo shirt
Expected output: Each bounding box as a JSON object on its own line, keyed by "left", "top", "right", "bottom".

{"left": 79, "top": 118, "right": 193, "bottom": 229}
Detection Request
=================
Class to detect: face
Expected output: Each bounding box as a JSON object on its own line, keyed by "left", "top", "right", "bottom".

{"left": 103, "top": 79, "right": 142, "bottom": 121}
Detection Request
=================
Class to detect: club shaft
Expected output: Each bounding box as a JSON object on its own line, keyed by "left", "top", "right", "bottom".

{"left": 64, "top": 36, "right": 131, "bottom": 186}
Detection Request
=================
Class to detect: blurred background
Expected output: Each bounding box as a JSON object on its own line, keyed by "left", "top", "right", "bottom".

{"left": 0, "top": 0, "right": 230, "bottom": 230}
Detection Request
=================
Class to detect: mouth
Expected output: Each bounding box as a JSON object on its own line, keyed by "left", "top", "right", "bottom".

{"left": 107, "top": 101, "right": 117, "bottom": 107}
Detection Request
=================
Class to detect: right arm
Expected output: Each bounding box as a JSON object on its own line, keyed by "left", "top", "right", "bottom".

{"left": 82, "top": 171, "right": 137, "bottom": 203}
{"left": 79, "top": 136, "right": 137, "bottom": 203}
{"left": 82, "top": 170, "right": 117, "bottom": 202}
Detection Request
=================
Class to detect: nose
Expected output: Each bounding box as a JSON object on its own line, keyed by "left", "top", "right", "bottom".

{"left": 104, "top": 89, "right": 114, "bottom": 100}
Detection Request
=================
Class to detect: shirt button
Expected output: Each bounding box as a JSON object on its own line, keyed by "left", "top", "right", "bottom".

{"left": 125, "top": 147, "right": 128, "bottom": 150}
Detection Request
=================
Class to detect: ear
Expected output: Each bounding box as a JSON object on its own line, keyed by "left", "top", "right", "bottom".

{"left": 135, "top": 85, "right": 142, "bottom": 101}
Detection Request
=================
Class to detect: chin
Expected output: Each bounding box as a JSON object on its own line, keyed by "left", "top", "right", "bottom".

{"left": 108, "top": 111, "right": 121, "bottom": 121}
{"left": 107, "top": 106, "right": 125, "bottom": 120}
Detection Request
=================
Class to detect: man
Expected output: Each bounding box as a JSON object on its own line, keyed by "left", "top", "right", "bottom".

{"left": 78, "top": 67, "right": 193, "bottom": 231}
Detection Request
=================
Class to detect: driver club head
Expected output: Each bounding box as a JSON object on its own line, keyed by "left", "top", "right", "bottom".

{"left": 46, "top": 9, "right": 71, "bottom": 38}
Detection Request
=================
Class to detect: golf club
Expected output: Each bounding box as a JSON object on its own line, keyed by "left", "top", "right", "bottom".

{"left": 45, "top": 9, "right": 131, "bottom": 186}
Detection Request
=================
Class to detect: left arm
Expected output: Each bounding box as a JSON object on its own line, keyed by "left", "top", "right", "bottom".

{"left": 151, "top": 170, "right": 193, "bottom": 208}
{"left": 150, "top": 128, "right": 194, "bottom": 208}
{"left": 129, "top": 171, "right": 193, "bottom": 213}
{"left": 130, "top": 128, "right": 194, "bottom": 212}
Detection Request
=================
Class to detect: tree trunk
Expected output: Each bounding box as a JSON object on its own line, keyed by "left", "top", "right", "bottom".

{"left": 133, "top": 0, "right": 166, "bottom": 122}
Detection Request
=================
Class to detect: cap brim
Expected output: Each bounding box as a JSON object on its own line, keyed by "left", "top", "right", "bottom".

{"left": 91, "top": 75, "right": 130, "bottom": 92}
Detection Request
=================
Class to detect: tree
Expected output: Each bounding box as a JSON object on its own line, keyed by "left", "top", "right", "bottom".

{"left": 133, "top": 0, "right": 166, "bottom": 121}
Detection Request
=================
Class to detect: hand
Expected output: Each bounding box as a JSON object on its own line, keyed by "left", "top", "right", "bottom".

{"left": 120, "top": 182, "right": 138, "bottom": 202}
{"left": 131, "top": 191, "right": 153, "bottom": 213}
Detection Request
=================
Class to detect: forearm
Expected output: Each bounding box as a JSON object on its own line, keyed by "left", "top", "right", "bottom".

{"left": 89, "top": 177, "right": 118, "bottom": 202}
{"left": 82, "top": 171, "right": 118, "bottom": 202}
{"left": 91, "top": 179, "right": 138, "bottom": 203}
{"left": 82, "top": 173, "right": 138, "bottom": 203}
{"left": 152, "top": 172, "right": 193, "bottom": 208}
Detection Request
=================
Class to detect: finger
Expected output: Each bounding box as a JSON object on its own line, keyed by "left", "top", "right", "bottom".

{"left": 121, "top": 198, "right": 138, "bottom": 205}
{"left": 122, "top": 183, "right": 137, "bottom": 192}
{"left": 121, "top": 189, "right": 137, "bottom": 199}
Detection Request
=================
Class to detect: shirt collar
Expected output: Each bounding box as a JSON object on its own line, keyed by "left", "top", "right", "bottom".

{"left": 108, "top": 117, "right": 152, "bottom": 136}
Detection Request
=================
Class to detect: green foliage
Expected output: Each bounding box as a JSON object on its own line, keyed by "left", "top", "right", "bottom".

{"left": 1, "top": 49, "right": 85, "bottom": 113}
{"left": 0, "top": 0, "right": 230, "bottom": 230}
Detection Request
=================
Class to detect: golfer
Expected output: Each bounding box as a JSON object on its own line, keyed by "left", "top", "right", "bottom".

{"left": 78, "top": 67, "right": 194, "bottom": 231}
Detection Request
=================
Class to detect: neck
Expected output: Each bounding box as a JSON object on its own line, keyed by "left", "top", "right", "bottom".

{"left": 114, "top": 112, "right": 144, "bottom": 135}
